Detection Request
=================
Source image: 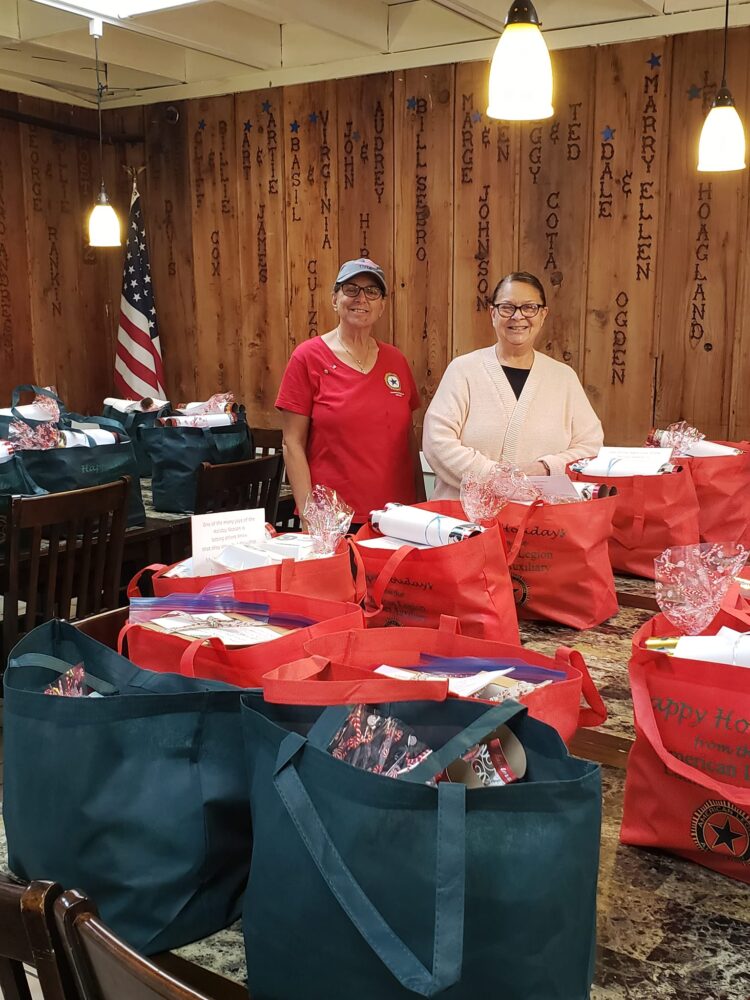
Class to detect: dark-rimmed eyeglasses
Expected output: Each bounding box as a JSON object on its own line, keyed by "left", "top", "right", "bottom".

{"left": 491, "top": 301, "right": 544, "bottom": 319}
{"left": 340, "top": 283, "right": 383, "bottom": 300}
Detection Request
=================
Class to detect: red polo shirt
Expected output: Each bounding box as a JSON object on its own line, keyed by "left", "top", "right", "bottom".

{"left": 276, "top": 337, "right": 420, "bottom": 521}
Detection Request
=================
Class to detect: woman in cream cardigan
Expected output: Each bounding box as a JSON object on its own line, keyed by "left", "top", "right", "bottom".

{"left": 423, "top": 271, "right": 603, "bottom": 500}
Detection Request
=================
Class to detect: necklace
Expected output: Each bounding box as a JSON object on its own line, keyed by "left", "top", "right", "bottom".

{"left": 336, "top": 330, "right": 372, "bottom": 373}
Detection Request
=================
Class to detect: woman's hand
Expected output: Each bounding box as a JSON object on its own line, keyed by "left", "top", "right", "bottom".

{"left": 518, "top": 460, "right": 549, "bottom": 477}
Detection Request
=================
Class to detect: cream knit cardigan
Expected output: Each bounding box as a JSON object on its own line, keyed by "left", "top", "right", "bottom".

{"left": 423, "top": 347, "right": 604, "bottom": 499}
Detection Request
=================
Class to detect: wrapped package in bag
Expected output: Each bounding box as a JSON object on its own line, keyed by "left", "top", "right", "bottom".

{"left": 122, "top": 590, "right": 365, "bottom": 687}
{"left": 140, "top": 421, "right": 252, "bottom": 513}
{"left": 497, "top": 496, "right": 618, "bottom": 628}
{"left": 240, "top": 693, "right": 601, "bottom": 1000}
{"left": 127, "top": 537, "right": 366, "bottom": 605}
{"left": 290, "top": 615, "right": 607, "bottom": 744}
{"left": 2, "top": 620, "right": 251, "bottom": 953}
{"left": 685, "top": 441, "right": 750, "bottom": 547}
{"left": 101, "top": 403, "right": 165, "bottom": 477}
{"left": 354, "top": 500, "right": 519, "bottom": 642}
{"left": 568, "top": 465, "right": 700, "bottom": 578}
{"left": 621, "top": 612, "right": 750, "bottom": 883}
{"left": 0, "top": 384, "right": 65, "bottom": 437}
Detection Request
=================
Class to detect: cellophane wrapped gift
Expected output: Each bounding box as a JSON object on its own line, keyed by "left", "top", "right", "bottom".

{"left": 44, "top": 664, "right": 87, "bottom": 697}
{"left": 646, "top": 420, "right": 704, "bottom": 456}
{"left": 9, "top": 420, "right": 61, "bottom": 451}
{"left": 460, "top": 462, "right": 540, "bottom": 523}
{"left": 654, "top": 541, "right": 748, "bottom": 635}
{"left": 303, "top": 485, "right": 353, "bottom": 555}
{"left": 177, "top": 393, "right": 237, "bottom": 415}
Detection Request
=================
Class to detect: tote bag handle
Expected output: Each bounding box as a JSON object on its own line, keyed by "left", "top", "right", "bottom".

{"left": 346, "top": 538, "right": 368, "bottom": 604}
{"left": 273, "top": 732, "right": 466, "bottom": 997}
{"left": 365, "top": 543, "right": 418, "bottom": 612}
{"left": 127, "top": 564, "right": 167, "bottom": 599}
{"left": 630, "top": 659, "right": 750, "bottom": 806}
{"left": 11, "top": 652, "right": 118, "bottom": 695}
{"left": 505, "top": 499, "right": 543, "bottom": 566}
{"left": 261, "top": 655, "right": 449, "bottom": 705}
{"left": 555, "top": 646, "right": 608, "bottom": 729}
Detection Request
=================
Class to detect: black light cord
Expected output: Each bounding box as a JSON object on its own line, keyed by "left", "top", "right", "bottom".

{"left": 94, "top": 33, "right": 105, "bottom": 194}
{"left": 721, "top": 0, "right": 729, "bottom": 87}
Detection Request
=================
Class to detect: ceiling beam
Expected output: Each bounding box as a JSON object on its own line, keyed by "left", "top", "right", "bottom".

{"left": 28, "top": 23, "right": 187, "bottom": 81}
{"left": 224, "top": 0, "right": 388, "bottom": 49}
{"left": 427, "top": 0, "right": 504, "bottom": 33}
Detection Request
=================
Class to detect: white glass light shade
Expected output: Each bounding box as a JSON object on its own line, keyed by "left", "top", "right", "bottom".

{"left": 486, "top": 22, "right": 553, "bottom": 122}
{"left": 88, "top": 193, "right": 121, "bottom": 247}
{"left": 697, "top": 102, "right": 746, "bottom": 172}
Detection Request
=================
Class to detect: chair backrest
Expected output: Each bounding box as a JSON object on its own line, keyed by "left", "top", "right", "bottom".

{"left": 194, "top": 455, "right": 283, "bottom": 523}
{"left": 54, "top": 889, "right": 214, "bottom": 1000}
{"left": 251, "top": 428, "right": 282, "bottom": 458}
{"left": 0, "top": 877, "right": 78, "bottom": 1000}
{"left": 1, "top": 478, "right": 130, "bottom": 662}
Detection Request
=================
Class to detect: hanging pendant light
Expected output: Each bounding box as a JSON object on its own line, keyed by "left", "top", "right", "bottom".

{"left": 87, "top": 18, "right": 121, "bottom": 246}
{"left": 486, "top": 0, "right": 553, "bottom": 122}
{"left": 697, "top": 0, "right": 746, "bottom": 172}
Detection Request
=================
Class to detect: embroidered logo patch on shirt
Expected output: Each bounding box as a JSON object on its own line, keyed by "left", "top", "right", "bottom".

{"left": 385, "top": 372, "right": 401, "bottom": 392}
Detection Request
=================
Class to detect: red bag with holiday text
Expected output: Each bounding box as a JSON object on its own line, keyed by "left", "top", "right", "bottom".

{"left": 127, "top": 538, "right": 365, "bottom": 606}
{"left": 353, "top": 500, "right": 519, "bottom": 642}
{"left": 274, "top": 615, "right": 607, "bottom": 744}
{"left": 120, "top": 591, "right": 364, "bottom": 687}
{"left": 621, "top": 612, "right": 750, "bottom": 882}
{"left": 686, "top": 441, "right": 750, "bottom": 547}
{"left": 568, "top": 466, "right": 700, "bottom": 578}
{"left": 497, "top": 497, "right": 618, "bottom": 628}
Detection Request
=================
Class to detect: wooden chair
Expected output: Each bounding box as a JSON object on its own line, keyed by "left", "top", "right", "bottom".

{"left": 0, "top": 877, "right": 78, "bottom": 1000}
{"left": 54, "top": 889, "right": 215, "bottom": 1000}
{"left": 251, "top": 428, "right": 298, "bottom": 531}
{"left": 0, "top": 478, "right": 129, "bottom": 662}
{"left": 194, "top": 456, "right": 283, "bottom": 524}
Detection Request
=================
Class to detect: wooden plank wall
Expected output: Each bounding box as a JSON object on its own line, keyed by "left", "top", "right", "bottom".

{"left": 1, "top": 25, "right": 750, "bottom": 444}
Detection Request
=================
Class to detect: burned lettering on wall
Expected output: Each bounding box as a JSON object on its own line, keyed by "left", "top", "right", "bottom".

{"left": 690, "top": 182, "right": 712, "bottom": 346}
{"left": 611, "top": 291, "right": 628, "bottom": 384}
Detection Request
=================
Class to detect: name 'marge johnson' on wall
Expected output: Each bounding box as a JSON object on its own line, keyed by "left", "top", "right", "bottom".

{"left": 0, "top": 25, "right": 748, "bottom": 444}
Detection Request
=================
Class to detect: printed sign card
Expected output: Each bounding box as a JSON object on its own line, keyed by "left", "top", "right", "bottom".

{"left": 191, "top": 508, "right": 267, "bottom": 574}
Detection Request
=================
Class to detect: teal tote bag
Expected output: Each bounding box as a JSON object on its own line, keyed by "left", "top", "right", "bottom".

{"left": 240, "top": 695, "right": 601, "bottom": 1000}
{"left": 141, "top": 422, "right": 252, "bottom": 513}
{"left": 3, "top": 620, "right": 251, "bottom": 954}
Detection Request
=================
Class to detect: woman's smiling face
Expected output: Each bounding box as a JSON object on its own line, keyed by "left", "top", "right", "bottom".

{"left": 332, "top": 275, "right": 386, "bottom": 328}
{"left": 490, "top": 279, "right": 548, "bottom": 353}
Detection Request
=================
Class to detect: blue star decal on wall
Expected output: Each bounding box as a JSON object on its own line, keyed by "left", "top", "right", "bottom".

{"left": 406, "top": 96, "right": 417, "bottom": 110}
{"left": 309, "top": 111, "right": 318, "bottom": 124}
{"left": 687, "top": 84, "right": 702, "bottom": 100}
{"left": 197, "top": 118, "right": 206, "bottom": 130}
{"left": 290, "top": 120, "right": 300, "bottom": 133}
{"left": 243, "top": 120, "right": 252, "bottom": 132}
{"left": 471, "top": 110, "right": 482, "bottom": 123}
{"left": 262, "top": 100, "right": 272, "bottom": 113}
{"left": 352, "top": 130, "right": 361, "bottom": 141}
{"left": 601, "top": 125, "right": 615, "bottom": 141}
{"left": 647, "top": 52, "right": 661, "bottom": 69}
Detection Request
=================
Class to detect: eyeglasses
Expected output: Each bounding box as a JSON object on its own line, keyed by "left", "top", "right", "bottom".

{"left": 340, "top": 283, "right": 383, "bottom": 300}
{"left": 491, "top": 301, "right": 544, "bottom": 319}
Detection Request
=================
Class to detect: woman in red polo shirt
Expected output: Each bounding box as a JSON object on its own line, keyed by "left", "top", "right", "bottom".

{"left": 276, "top": 258, "right": 425, "bottom": 527}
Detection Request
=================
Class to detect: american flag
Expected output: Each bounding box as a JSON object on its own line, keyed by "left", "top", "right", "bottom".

{"left": 114, "top": 183, "right": 166, "bottom": 399}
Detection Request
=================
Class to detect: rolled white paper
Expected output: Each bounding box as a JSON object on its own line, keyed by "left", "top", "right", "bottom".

{"left": 59, "top": 429, "right": 119, "bottom": 448}
{"left": 0, "top": 402, "right": 56, "bottom": 422}
{"left": 103, "top": 396, "right": 168, "bottom": 413}
{"left": 686, "top": 440, "right": 743, "bottom": 458}
{"left": 369, "top": 503, "right": 483, "bottom": 547}
{"left": 357, "top": 536, "right": 431, "bottom": 551}
{"left": 583, "top": 447, "right": 673, "bottom": 477}
{"left": 162, "top": 413, "right": 236, "bottom": 428}
{"left": 674, "top": 633, "right": 750, "bottom": 668}
{"left": 0, "top": 441, "right": 15, "bottom": 463}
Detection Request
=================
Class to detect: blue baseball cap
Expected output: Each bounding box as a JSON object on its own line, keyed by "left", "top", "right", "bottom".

{"left": 334, "top": 258, "right": 387, "bottom": 295}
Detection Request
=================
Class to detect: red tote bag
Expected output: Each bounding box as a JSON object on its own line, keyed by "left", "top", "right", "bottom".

{"left": 568, "top": 467, "right": 700, "bottom": 578}
{"left": 127, "top": 539, "right": 365, "bottom": 605}
{"left": 497, "top": 497, "right": 618, "bottom": 628}
{"left": 353, "top": 501, "right": 519, "bottom": 642}
{"left": 686, "top": 441, "right": 750, "bottom": 547}
{"left": 120, "top": 591, "right": 365, "bottom": 687}
{"left": 621, "top": 613, "right": 750, "bottom": 882}
{"left": 273, "top": 616, "right": 608, "bottom": 744}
